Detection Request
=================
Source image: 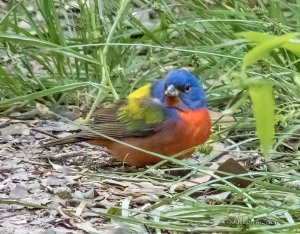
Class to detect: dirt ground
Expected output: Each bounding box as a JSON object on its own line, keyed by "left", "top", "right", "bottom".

{"left": 0, "top": 118, "right": 155, "bottom": 234}
{"left": 0, "top": 118, "right": 263, "bottom": 234}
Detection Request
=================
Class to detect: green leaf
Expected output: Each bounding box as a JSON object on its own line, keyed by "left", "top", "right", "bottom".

{"left": 237, "top": 31, "right": 300, "bottom": 57}
{"left": 236, "top": 31, "right": 273, "bottom": 44}
{"left": 248, "top": 81, "right": 275, "bottom": 159}
{"left": 107, "top": 206, "right": 122, "bottom": 216}
{"left": 118, "top": 97, "right": 164, "bottom": 131}
{"left": 280, "top": 42, "right": 300, "bottom": 57}
{"left": 241, "top": 33, "right": 299, "bottom": 69}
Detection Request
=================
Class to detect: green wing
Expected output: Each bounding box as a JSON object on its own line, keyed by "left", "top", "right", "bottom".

{"left": 117, "top": 97, "right": 164, "bottom": 132}
{"left": 92, "top": 85, "right": 166, "bottom": 138}
{"left": 43, "top": 85, "right": 167, "bottom": 146}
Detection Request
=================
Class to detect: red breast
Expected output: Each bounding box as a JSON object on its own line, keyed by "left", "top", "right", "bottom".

{"left": 88, "top": 109, "right": 211, "bottom": 166}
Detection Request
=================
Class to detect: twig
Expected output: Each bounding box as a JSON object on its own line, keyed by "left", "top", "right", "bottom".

{"left": 0, "top": 118, "right": 10, "bottom": 128}
{"left": 144, "top": 224, "right": 153, "bottom": 234}
{"left": 22, "top": 159, "right": 49, "bottom": 166}
{"left": 40, "top": 151, "right": 84, "bottom": 160}
{"left": 31, "top": 128, "right": 59, "bottom": 139}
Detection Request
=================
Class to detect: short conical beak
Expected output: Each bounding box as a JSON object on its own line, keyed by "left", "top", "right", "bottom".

{"left": 165, "top": 84, "right": 179, "bottom": 97}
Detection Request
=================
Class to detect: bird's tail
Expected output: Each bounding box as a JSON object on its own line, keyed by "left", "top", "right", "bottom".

{"left": 41, "top": 134, "right": 91, "bottom": 147}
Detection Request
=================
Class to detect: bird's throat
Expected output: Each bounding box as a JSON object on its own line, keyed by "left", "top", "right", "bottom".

{"left": 164, "top": 96, "right": 181, "bottom": 109}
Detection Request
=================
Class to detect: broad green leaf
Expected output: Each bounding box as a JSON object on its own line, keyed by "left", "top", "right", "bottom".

{"left": 281, "top": 41, "right": 300, "bottom": 57}
{"left": 241, "top": 33, "right": 299, "bottom": 69}
{"left": 236, "top": 31, "right": 273, "bottom": 44}
{"left": 248, "top": 81, "right": 275, "bottom": 159}
{"left": 237, "top": 31, "right": 300, "bottom": 57}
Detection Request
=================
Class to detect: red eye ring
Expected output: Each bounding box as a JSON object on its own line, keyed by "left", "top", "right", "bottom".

{"left": 185, "top": 84, "right": 191, "bottom": 92}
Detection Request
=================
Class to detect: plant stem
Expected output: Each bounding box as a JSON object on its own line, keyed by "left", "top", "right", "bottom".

{"left": 85, "top": 0, "right": 130, "bottom": 121}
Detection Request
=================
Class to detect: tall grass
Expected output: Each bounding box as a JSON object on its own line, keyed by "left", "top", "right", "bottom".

{"left": 0, "top": 0, "right": 300, "bottom": 232}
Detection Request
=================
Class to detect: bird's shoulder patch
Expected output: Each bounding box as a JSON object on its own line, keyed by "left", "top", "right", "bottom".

{"left": 128, "top": 84, "right": 151, "bottom": 99}
{"left": 92, "top": 83, "right": 167, "bottom": 138}
{"left": 118, "top": 84, "right": 164, "bottom": 126}
{"left": 117, "top": 97, "right": 165, "bottom": 132}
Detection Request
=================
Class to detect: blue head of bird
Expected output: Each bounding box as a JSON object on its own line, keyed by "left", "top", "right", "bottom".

{"left": 162, "top": 69, "right": 207, "bottom": 110}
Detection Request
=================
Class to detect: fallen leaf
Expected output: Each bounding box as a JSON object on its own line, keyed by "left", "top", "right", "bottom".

{"left": 133, "top": 194, "right": 159, "bottom": 204}
{"left": 215, "top": 158, "right": 251, "bottom": 188}
{"left": 175, "top": 163, "right": 219, "bottom": 189}
{"left": 174, "top": 159, "right": 251, "bottom": 190}
{"left": 76, "top": 222, "right": 103, "bottom": 234}
{"left": 35, "top": 120, "right": 79, "bottom": 132}
{"left": 9, "top": 109, "right": 38, "bottom": 120}
{"left": 0, "top": 123, "right": 30, "bottom": 136}
{"left": 10, "top": 219, "right": 28, "bottom": 225}
{"left": 108, "top": 221, "right": 147, "bottom": 234}
{"left": 11, "top": 171, "right": 29, "bottom": 181}
{"left": 10, "top": 185, "right": 28, "bottom": 199}
{"left": 124, "top": 182, "right": 165, "bottom": 196}
{"left": 121, "top": 197, "right": 131, "bottom": 217}
{"left": 50, "top": 105, "right": 81, "bottom": 121}
{"left": 53, "top": 186, "right": 72, "bottom": 199}
{"left": 75, "top": 201, "right": 87, "bottom": 217}
{"left": 83, "top": 188, "right": 95, "bottom": 199}
{"left": 0, "top": 118, "right": 10, "bottom": 128}
{"left": 102, "top": 179, "right": 134, "bottom": 188}
{"left": 216, "top": 154, "right": 235, "bottom": 164}
{"left": 202, "top": 191, "right": 231, "bottom": 205}
{"left": 49, "top": 161, "right": 75, "bottom": 174}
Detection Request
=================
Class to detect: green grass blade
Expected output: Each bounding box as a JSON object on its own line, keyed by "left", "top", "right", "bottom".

{"left": 0, "top": 33, "right": 103, "bottom": 66}
{"left": 0, "top": 82, "right": 91, "bottom": 108}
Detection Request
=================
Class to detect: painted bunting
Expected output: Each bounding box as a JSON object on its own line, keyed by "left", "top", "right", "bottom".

{"left": 44, "top": 69, "right": 211, "bottom": 165}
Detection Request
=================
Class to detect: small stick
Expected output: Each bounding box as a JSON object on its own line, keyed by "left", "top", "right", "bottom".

{"left": 0, "top": 118, "right": 10, "bottom": 128}
{"left": 40, "top": 151, "right": 84, "bottom": 160}
{"left": 31, "top": 128, "right": 59, "bottom": 139}
{"left": 22, "top": 159, "right": 48, "bottom": 166}
{"left": 144, "top": 224, "right": 153, "bottom": 234}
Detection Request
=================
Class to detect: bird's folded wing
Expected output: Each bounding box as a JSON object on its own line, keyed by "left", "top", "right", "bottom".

{"left": 42, "top": 84, "right": 169, "bottom": 146}
{"left": 93, "top": 84, "right": 167, "bottom": 138}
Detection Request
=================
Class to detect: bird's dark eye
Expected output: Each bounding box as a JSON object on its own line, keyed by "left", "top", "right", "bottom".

{"left": 185, "top": 84, "right": 191, "bottom": 92}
